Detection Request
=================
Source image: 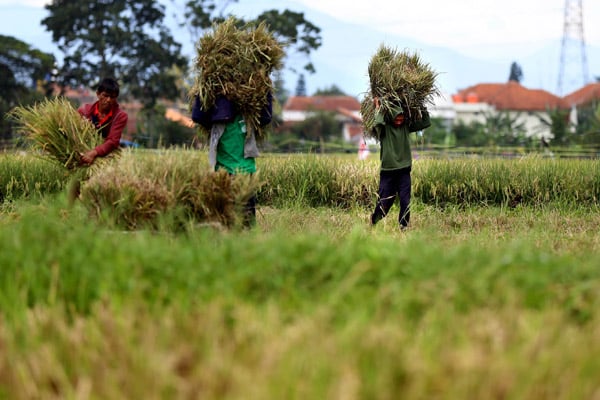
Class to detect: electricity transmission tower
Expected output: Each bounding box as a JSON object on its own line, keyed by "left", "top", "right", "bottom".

{"left": 557, "top": 0, "right": 589, "bottom": 95}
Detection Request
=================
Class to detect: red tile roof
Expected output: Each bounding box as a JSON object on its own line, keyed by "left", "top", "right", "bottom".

{"left": 346, "top": 124, "right": 364, "bottom": 139}
{"left": 165, "top": 107, "right": 194, "bottom": 128}
{"left": 336, "top": 107, "right": 362, "bottom": 122}
{"left": 284, "top": 96, "right": 361, "bottom": 112}
{"left": 119, "top": 101, "right": 142, "bottom": 137}
{"left": 563, "top": 83, "right": 600, "bottom": 106}
{"left": 453, "top": 81, "right": 568, "bottom": 111}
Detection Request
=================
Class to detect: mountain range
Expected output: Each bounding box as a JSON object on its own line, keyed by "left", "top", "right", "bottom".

{"left": 2, "top": 3, "right": 598, "bottom": 100}
{"left": 287, "top": 8, "right": 599, "bottom": 99}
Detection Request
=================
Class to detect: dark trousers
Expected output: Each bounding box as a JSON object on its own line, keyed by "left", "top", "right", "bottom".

{"left": 243, "top": 195, "right": 257, "bottom": 228}
{"left": 223, "top": 170, "right": 256, "bottom": 228}
{"left": 371, "top": 167, "right": 411, "bottom": 228}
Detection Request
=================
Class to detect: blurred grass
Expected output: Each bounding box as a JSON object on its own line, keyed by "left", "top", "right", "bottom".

{"left": 0, "top": 152, "right": 67, "bottom": 202}
{"left": 0, "top": 197, "right": 599, "bottom": 398}
{"left": 1, "top": 150, "right": 599, "bottom": 398}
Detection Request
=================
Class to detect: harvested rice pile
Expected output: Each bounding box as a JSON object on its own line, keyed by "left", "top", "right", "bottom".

{"left": 80, "top": 151, "right": 261, "bottom": 230}
{"left": 361, "top": 45, "right": 440, "bottom": 139}
{"left": 189, "top": 17, "right": 284, "bottom": 137}
{"left": 8, "top": 97, "right": 117, "bottom": 171}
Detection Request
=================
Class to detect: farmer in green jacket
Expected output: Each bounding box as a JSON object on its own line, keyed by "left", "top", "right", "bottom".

{"left": 191, "top": 93, "right": 273, "bottom": 227}
{"left": 370, "top": 97, "right": 431, "bottom": 230}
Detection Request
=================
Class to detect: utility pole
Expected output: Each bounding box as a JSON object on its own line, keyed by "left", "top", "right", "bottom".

{"left": 557, "top": 0, "right": 589, "bottom": 96}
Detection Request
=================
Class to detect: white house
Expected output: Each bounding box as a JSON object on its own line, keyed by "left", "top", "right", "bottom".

{"left": 282, "top": 95, "right": 364, "bottom": 143}
{"left": 451, "top": 81, "right": 569, "bottom": 140}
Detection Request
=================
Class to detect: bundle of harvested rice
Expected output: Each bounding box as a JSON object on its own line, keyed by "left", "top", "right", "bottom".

{"left": 176, "top": 168, "right": 260, "bottom": 228}
{"left": 8, "top": 97, "right": 117, "bottom": 171}
{"left": 82, "top": 168, "right": 174, "bottom": 230}
{"left": 189, "top": 17, "right": 284, "bottom": 137}
{"left": 80, "top": 151, "right": 261, "bottom": 230}
{"left": 361, "top": 45, "right": 440, "bottom": 139}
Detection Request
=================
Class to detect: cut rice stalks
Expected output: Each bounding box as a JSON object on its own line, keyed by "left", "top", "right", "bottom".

{"left": 361, "top": 45, "right": 440, "bottom": 139}
{"left": 189, "top": 17, "right": 284, "bottom": 138}
{"left": 8, "top": 96, "right": 119, "bottom": 173}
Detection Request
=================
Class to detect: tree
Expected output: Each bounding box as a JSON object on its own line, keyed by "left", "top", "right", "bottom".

{"left": 422, "top": 117, "right": 451, "bottom": 146}
{"left": 580, "top": 104, "right": 600, "bottom": 149}
{"left": 290, "top": 111, "right": 340, "bottom": 142}
{"left": 180, "top": 1, "right": 322, "bottom": 74}
{"left": 137, "top": 104, "right": 197, "bottom": 148}
{"left": 42, "top": 0, "right": 188, "bottom": 109}
{"left": 0, "top": 35, "right": 55, "bottom": 144}
{"left": 272, "top": 70, "right": 289, "bottom": 105}
{"left": 295, "top": 74, "right": 307, "bottom": 97}
{"left": 483, "top": 110, "right": 527, "bottom": 146}
{"left": 314, "top": 85, "right": 346, "bottom": 96}
{"left": 0, "top": 35, "right": 56, "bottom": 100}
{"left": 452, "top": 120, "right": 488, "bottom": 147}
{"left": 254, "top": 9, "right": 321, "bottom": 74}
{"left": 508, "top": 61, "right": 523, "bottom": 83}
{"left": 538, "top": 107, "right": 571, "bottom": 146}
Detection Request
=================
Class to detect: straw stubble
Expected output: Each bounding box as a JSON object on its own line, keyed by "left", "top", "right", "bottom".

{"left": 361, "top": 45, "right": 440, "bottom": 139}
{"left": 190, "top": 17, "right": 284, "bottom": 138}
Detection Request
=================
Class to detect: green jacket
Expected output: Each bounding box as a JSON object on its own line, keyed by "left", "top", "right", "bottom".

{"left": 374, "top": 106, "right": 431, "bottom": 171}
{"left": 215, "top": 115, "right": 257, "bottom": 174}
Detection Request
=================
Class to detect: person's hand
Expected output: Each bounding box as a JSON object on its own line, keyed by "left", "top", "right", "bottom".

{"left": 373, "top": 97, "right": 380, "bottom": 109}
{"left": 80, "top": 149, "right": 98, "bottom": 165}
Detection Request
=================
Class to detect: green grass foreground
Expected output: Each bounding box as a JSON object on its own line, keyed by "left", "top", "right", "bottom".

{"left": 1, "top": 196, "right": 599, "bottom": 399}
{"left": 0, "top": 150, "right": 599, "bottom": 398}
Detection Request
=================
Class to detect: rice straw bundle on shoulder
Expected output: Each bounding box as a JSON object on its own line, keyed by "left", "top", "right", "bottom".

{"left": 361, "top": 45, "right": 440, "bottom": 139}
{"left": 8, "top": 97, "right": 117, "bottom": 171}
{"left": 189, "top": 17, "right": 284, "bottom": 138}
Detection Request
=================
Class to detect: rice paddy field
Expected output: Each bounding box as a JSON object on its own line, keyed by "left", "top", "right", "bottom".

{"left": 1, "top": 149, "right": 599, "bottom": 399}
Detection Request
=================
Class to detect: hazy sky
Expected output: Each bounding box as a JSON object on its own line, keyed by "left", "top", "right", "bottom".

{"left": 1, "top": 0, "right": 599, "bottom": 96}
{"left": 294, "top": 0, "right": 600, "bottom": 57}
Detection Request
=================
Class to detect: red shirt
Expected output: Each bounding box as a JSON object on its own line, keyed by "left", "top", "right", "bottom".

{"left": 78, "top": 102, "right": 128, "bottom": 157}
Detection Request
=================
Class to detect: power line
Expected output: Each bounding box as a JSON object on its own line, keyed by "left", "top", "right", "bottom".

{"left": 557, "top": 0, "right": 589, "bottom": 95}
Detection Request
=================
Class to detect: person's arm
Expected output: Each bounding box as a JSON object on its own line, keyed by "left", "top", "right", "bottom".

{"left": 258, "top": 91, "right": 273, "bottom": 127}
{"left": 373, "top": 96, "right": 386, "bottom": 126}
{"left": 78, "top": 104, "right": 97, "bottom": 164}
{"left": 78, "top": 103, "right": 92, "bottom": 119}
{"left": 82, "top": 110, "right": 127, "bottom": 163}
{"left": 408, "top": 108, "right": 431, "bottom": 132}
{"left": 97, "top": 110, "right": 127, "bottom": 156}
{"left": 191, "top": 95, "right": 213, "bottom": 129}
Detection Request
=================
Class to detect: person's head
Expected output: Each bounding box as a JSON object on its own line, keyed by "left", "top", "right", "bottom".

{"left": 96, "top": 78, "right": 120, "bottom": 112}
{"left": 393, "top": 113, "right": 405, "bottom": 127}
{"left": 97, "top": 78, "right": 120, "bottom": 98}
{"left": 388, "top": 101, "right": 405, "bottom": 127}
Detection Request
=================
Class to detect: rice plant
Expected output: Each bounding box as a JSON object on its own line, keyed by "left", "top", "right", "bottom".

{"left": 7, "top": 97, "right": 112, "bottom": 171}
{"left": 0, "top": 153, "right": 66, "bottom": 202}
{"left": 361, "top": 45, "right": 440, "bottom": 139}
{"left": 1, "top": 200, "right": 600, "bottom": 399}
{"left": 258, "top": 155, "right": 378, "bottom": 208}
{"left": 189, "top": 17, "right": 284, "bottom": 137}
{"left": 80, "top": 150, "right": 261, "bottom": 230}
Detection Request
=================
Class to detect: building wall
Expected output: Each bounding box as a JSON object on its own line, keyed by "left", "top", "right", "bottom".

{"left": 282, "top": 110, "right": 308, "bottom": 122}
{"left": 284, "top": 93, "right": 567, "bottom": 143}
{"left": 453, "top": 103, "right": 553, "bottom": 139}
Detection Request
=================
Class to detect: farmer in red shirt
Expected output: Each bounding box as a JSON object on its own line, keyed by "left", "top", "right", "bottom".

{"left": 78, "top": 77, "right": 128, "bottom": 165}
